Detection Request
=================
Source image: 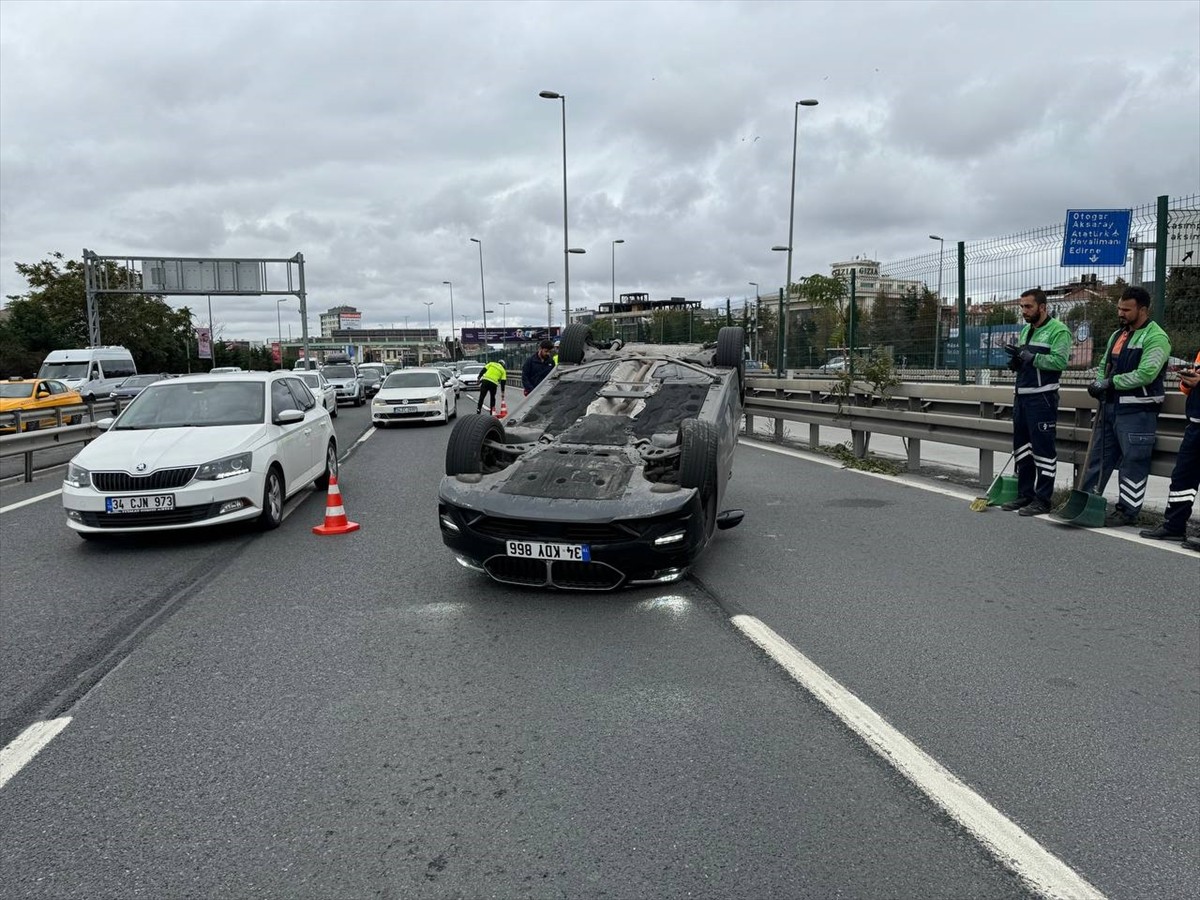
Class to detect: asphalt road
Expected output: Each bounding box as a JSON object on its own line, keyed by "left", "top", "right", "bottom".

{"left": 0, "top": 396, "right": 1196, "bottom": 899}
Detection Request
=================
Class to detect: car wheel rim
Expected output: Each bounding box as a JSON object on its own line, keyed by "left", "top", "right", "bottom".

{"left": 268, "top": 474, "right": 282, "bottom": 521}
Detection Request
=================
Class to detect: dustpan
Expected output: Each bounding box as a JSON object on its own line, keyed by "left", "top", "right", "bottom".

{"left": 985, "top": 475, "right": 1020, "bottom": 506}
{"left": 1051, "top": 400, "right": 1107, "bottom": 527}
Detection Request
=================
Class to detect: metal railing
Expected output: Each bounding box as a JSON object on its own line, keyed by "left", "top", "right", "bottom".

{"left": 742, "top": 375, "right": 1186, "bottom": 487}
{"left": 0, "top": 399, "right": 123, "bottom": 482}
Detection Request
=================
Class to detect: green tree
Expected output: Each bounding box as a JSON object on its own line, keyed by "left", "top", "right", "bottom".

{"left": 1, "top": 252, "right": 197, "bottom": 376}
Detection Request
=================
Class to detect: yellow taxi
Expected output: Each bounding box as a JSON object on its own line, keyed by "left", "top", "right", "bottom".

{"left": 0, "top": 377, "right": 84, "bottom": 433}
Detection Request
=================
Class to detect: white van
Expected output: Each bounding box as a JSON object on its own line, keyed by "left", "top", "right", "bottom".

{"left": 37, "top": 347, "right": 137, "bottom": 398}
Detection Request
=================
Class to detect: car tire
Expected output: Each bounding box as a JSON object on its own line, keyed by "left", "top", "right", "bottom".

{"left": 445, "top": 413, "right": 505, "bottom": 476}
{"left": 678, "top": 418, "right": 719, "bottom": 538}
{"left": 259, "top": 466, "right": 284, "bottom": 530}
{"left": 715, "top": 326, "right": 747, "bottom": 400}
{"left": 440, "top": 400, "right": 452, "bottom": 425}
{"left": 559, "top": 323, "right": 592, "bottom": 365}
{"left": 314, "top": 441, "right": 338, "bottom": 490}
{"left": 331, "top": 402, "right": 338, "bottom": 418}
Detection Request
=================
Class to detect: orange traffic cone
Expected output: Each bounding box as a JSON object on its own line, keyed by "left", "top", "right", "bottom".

{"left": 497, "top": 397, "right": 508, "bottom": 419}
{"left": 312, "top": 473, "right": 360, "bottom": 535}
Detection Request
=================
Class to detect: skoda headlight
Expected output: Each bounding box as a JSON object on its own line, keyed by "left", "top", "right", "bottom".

{"left": 65, "top": 461, "right": 91, "bottom": 488}
{"left": 196, "top": 452, "right": 252, "bottom": 481}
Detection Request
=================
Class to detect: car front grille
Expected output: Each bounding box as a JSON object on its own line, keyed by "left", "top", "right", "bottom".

{"left": 92, "top": 467, "right": 198, "bottom": 492}
{"left": 79, "top": 502, "right": 222, "bottom": 528}
{"left": 470, "top": 515, "right": 638, "bottom": 543}
{"left": 482, "top": 556, "right": 625, "bottom": 591}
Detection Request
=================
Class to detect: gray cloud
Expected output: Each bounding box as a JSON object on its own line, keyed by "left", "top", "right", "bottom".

{"left": 1, "top": 0, "right": 1197, "bottom": 339}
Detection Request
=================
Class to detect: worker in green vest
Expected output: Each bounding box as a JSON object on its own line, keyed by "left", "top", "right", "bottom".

{"left": 476, "top": 360, "right": 507, "bottom": 415}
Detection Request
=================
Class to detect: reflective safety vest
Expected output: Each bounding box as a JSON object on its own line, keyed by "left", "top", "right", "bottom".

{"left": 1014, "top": 315, "right": 1071, "bottom": 395}
{"left": 481, "top": 361, "right": 506, "bottom": 386}
{"left": 1099, "top": 320, "right": 1171, "bottom": 409}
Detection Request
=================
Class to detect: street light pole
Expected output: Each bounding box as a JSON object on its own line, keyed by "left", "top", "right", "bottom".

{"left": 930, "top": 234, "right": 944, "bottom": 369}
{"left": 781, "top": 98, "right": 819, "bottom": 376}
{"left": 442, "top": 281, "right": 456, "bottom": 360}
{"left": 539, "top": 90, "right": 571, "bottom": 320}
{"left": 748, "top": 282, "right": 759, "bottom": 361}
{"left": 546, "top": 281, "right": 555, "bottom": 333}
{"left": 470, "top": 238, "right": 487, "bottom": 349}
{"left": 498, "top": 301, "right": 510, "bottom": 336}
{"left": 611, "top": 239, "right": 624, "bottom": 305}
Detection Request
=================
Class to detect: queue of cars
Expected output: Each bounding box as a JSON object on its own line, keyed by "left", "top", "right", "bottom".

{"left": 44, "top": 350, "right": 750, "bottom": 593}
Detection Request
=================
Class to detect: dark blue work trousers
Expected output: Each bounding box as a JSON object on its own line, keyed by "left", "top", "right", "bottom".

{"left": 1081, "top": 404, "right": 1159, "bottom": 516}
{"left": 1163, "top": 421, "right": 1199, "bottom": 533}
{"left": 1013, "top": 392, "right": 1059, "bottom": 503}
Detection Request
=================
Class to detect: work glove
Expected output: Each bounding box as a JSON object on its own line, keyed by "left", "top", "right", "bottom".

{"left": 1007, "top": 356, "right": 1023, "bottom": 372}
{"left": 1086, "top": 378, "right": 1111, "bottom": 399}
{"left": 1018, "top": 349, "right": 1036, "bottom": 366}
{"left": 1002, "top": 343, "right": 1020, "bottom": 357}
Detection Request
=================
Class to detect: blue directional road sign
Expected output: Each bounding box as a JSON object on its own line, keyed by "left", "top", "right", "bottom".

{"left": 1061, "top": 209, "right": 1131, "bottom": 266}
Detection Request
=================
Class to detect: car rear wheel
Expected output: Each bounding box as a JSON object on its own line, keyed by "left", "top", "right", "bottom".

{"left": 445, "top": 414, "right": 506, "bottom": 475}
{"left": 259, "top": 467, "right": 284, "bottom": 530}
{"left": 331, "top": 401, "right": 338, "bottom": 418}
{"left": 559, "top": 323, "right": 592, "bottom": 365}
{"left": 314, "top": 441, "right": 338, "bottom": 490}
{"left": 679, "top": 418, "right": 719, "bottom": 539}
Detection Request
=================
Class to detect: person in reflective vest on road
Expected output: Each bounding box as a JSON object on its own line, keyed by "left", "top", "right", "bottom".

{"left": 1000, "top": 288, "right": 1072, "bottom": 516}
{"left": 476, "top": 360, "right": 507, "bottom": 415}
{"left": 1082, "top": 285, "right": 1172, "bottom": 528}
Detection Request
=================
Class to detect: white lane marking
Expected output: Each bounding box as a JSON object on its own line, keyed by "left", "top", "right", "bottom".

{"left": 731, "top": 614, "right": 1106, "bottom": 900}
{"left": 0, "top": 488, "right": 62, "bottom": 514}
{"left": 353, "top": 427, "right": 376, "bottom": 448}
{"left": 741, "top": 437, "right": 1198, "bottom": 553}
{"left": 0, "top": 717, "right": 72, "bottom": 790}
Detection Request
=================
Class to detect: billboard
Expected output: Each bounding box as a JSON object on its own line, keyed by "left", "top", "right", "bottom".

{"left": 340, "top": 312, "right": 363, "bottom": 330}
{"left": 196, "top": 326, "right": 212, "bottom": 359}
{"left": 460, "top": 327, "right": 561, "bottom": 344}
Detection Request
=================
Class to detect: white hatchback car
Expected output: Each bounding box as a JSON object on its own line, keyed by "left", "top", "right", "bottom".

{"left": 372, "top": 368, "right": 457, "bottom": 427}
{"left": 63, "top": 372, "right": 337, "bottom": 537}
{"left": 297, "top": 370, "right": 338, "bottom": 417}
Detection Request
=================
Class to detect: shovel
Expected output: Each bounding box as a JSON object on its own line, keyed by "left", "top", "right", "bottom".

{"left": 1051, "top": 400, "right": 1107, "bottom": 528}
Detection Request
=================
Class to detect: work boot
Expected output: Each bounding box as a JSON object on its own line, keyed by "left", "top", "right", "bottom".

{"left": 1138, "top": 525, "right": 1186, "bottom": 542}
{"left": 1104, "top": 508, "right": 1135, "bottom": 528}
{"left": 1181, "top": 537, "right": 1200, "bottom": 552}
{"left": 1000, "top": 497, "right": 1033, "bottom": 512}
{"left": 1018, "top": 498, "right": 1052, "bottom": 517}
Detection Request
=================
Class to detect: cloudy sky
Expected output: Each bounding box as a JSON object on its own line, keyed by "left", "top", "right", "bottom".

{"left": 1, "top": 0, "right": 1197, "bottom": 342}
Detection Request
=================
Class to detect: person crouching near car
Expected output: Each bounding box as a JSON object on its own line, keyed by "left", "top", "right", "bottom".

{"left": 1139, "top": 349, "right": 1200, "bottom": 550}
{"left": 1000, "top": 288, "right": 1071, "bottom": 517}
{"left": 522, "top": 340, "right": 555, "bottom": 396}
{"left": 476, "top": 359, "right": 507, "bottom": 415}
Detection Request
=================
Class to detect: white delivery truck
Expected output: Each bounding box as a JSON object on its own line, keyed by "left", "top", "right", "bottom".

{"left": 37, "top": 347, "right": 137, "bottom": 399}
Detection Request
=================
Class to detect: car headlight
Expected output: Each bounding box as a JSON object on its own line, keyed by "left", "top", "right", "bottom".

{"left": 425, "top": 396, "right": 442, "bottom": 404}
{"left": 195, "top": 452, "right": 252, "bottom": 480}
{"left": 372, "top": 398, "right": 387, "bottom": 406}
{"left": 65, "top": 461, "right": 91, "bottom": 488}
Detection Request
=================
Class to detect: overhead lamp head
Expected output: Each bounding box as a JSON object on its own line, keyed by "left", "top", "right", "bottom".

{"left": 539, "top": 90, "right": 562, "bottom": 99}
{"left": 568, "top": 248, "right": 586, "bottom": 254}
{"left": 771, "top": 245, "right": 789, "bottom": 252}
{"left": 929, "top": 234, "right": 943, "bottom": 241}
{"left": 470, "top": 238, "right": 480, "bottom": 244}
{"left": 798, "top": 99, "right": 819, "bottom": 107}
{"left": 613, "top": 239, "right": 625, "bottom": 244}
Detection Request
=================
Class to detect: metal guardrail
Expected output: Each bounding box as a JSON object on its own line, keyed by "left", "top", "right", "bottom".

{"left": 0, "top": 399, "right": 122, "bottom": 482}
{"left": 743, "top": 376, "right": 1186, "bottom": 487}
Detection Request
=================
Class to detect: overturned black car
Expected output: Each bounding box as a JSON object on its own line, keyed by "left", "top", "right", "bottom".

{"left": 437, "top": 324, "right": 746, "bottom": 590}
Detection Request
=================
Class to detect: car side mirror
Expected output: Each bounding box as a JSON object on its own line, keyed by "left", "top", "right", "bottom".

{"left": 96, "top": 417, "right": 115, "bottom": 430}
{"left": 275, "top": 408, "right": 305, "bottom": 425}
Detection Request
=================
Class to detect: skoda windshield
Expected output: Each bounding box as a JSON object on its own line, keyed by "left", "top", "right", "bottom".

{"left": 115, "top": 382, "right": 265, "bottom": 429}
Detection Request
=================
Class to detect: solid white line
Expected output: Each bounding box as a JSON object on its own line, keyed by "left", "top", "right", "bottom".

{"left": 0, "top": 717, "right": 72, "bottom": 790}
{"left": 353, "top": 427, "right": 376, "bottom": 448}
{"left": 730, "top": 615, "right": 1105, "bottom": 900}
{"left": 741, "top": 437, "right": 1198, "bottom": 554}
{"left": 0, "top": 488, "right": 62, "bottom": 514}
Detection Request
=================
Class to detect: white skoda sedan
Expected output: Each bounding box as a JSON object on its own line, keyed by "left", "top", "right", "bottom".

{"left": 63, "top": 372, "right": 337, "bottom": 538}
{"left": 372, "top": 368, "right": 457, "bottom": 427}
